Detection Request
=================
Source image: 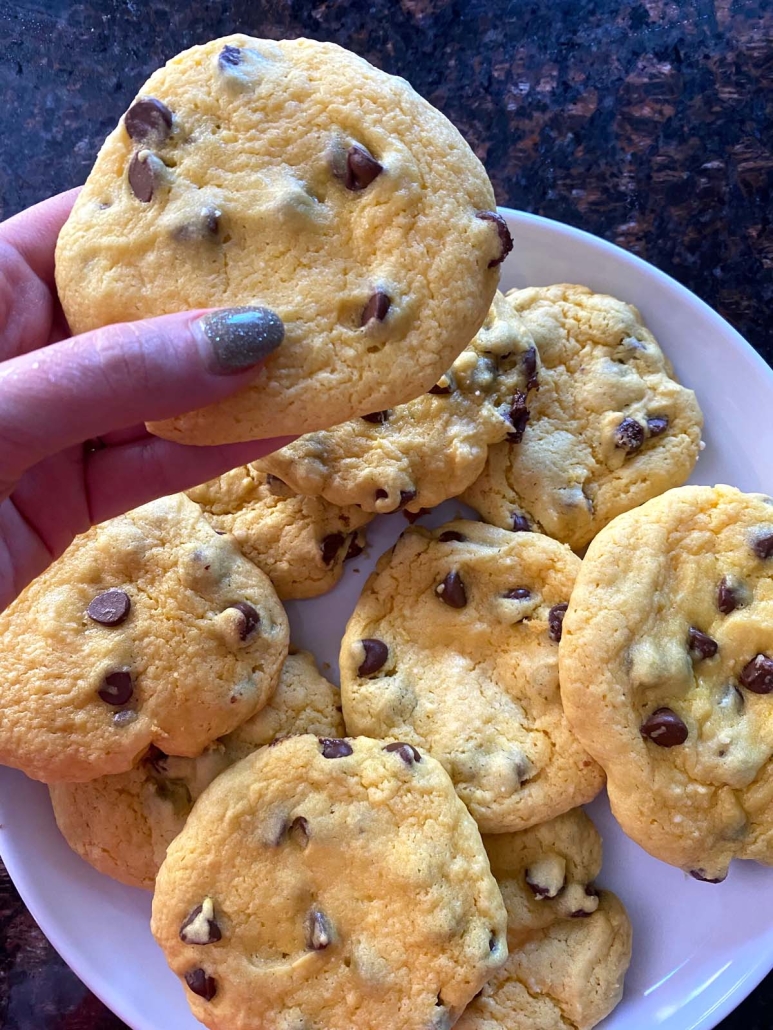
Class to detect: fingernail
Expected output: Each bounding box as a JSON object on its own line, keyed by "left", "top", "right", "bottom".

{"left": 195, "top": 306, "right": 285, "bottom": 375}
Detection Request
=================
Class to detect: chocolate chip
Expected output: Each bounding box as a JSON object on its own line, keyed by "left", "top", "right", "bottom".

{"left": 218, "top": 44, "right": 242, "bottom": 69}
{"left": 525, "top": 877, "right": 553, "bottom": 900}
{"left": 548, "top": 603, "right": 568, "bottom": 643}
{"left": 475, "top": 210, "right": 514, "bottom": 268}
{"left": 180, "top": 899, "right": 222, "bottom": 945}
{"left": 319, "top": 737, "right": 353, "bottom": 759}
{"left": 397, "top": 489, "right": 417, "bottom": 510}
{"left": 384, "top": 741, "right": 422, "bottom": 765}
{"left": 345, "top": 143, "right": 383, "bottom": 191}
{"left": 751, "top": 530, "right": 773, "bottom": 559}
{"left": 320, "top": 533, "right": 345, "bottom": 566}
{"left": 571, "top": 886, "right": 600, "bottom": 917}
{"left": 98, "top": 671, "right": 134, "bottom": 706}
{"left": 361, "top": 291, "right": 391, "bottom": 325}
{"left": 505, "top": 392, "right": 529, "bottom": 443}
{"left": 288, "top": 816, "right": 310, "bottom": 848}
{"left": 640, "top": 707, "right": 688, "bottom": 747}
{"left": 305, "top": 908, "right": 333, "bottom": 950}
{"left": 435, "top": 570, "right": 467, "bottom": 609}
{"left": 687, "top": 627, "right": 718, "bottom": 660}
{"left": 362, "top": 410, "right": 391, "bottom": 424}
{"left": 404, "top": 507, "right": 432, "bottom": 523}
{"left": 614, "top": 417, "right": 645, "bottom": 453}
{"left": 125, "top": 97, "right": 173, "bottom": 142}
{"left": 717, "top": 576, "right": 742, "bottom": 614}
{"left": 358, "top": 638, "right": 389, "bottom": 676}
{"left": 228, "top": 602, "right": 260, "bottom": 640}
{"left": 87, "top": 589, "right": 131, "bottom": 626}
{"left": 739, "top": 653, "right": 773, "bottom": 694}
{"left": 504, "top": 587, "right": 531, "bottom": 600}
{"left": 511, "top": 513, "right": 531, "bottom": 533}
{"left": 203, "top": 206, "right": 221, "bottom": 237}
{"left": 438, "top": 530, "right": 467, "bottom": 543}
{"left": 522, "top": 346, "right": 538, "bottom": 391}
{"left": 690, "top": 868, "right": 727, "bottom": 884}
{"left": 344, "top": 533, "right": 365, "bottom": 561}
{"left": 429, "top": 375, "right": 453, "bottom": 396}
{"left": 129, "top": 150, "right": 159, "bottom": 203}
{"left": 647, "top": 415, "right": 669, "bottom": 437}
{"left": 185, "top": 968, "right": 217, "bottom": 1001}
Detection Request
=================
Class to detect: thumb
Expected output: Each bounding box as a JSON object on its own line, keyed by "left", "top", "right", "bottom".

{"left": 0, "top": 306, "right": 284, "bottom": 480}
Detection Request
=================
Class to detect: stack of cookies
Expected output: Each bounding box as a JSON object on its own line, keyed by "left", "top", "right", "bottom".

{"left": 1, "top": 29, "right": 768, "bottom": 1030}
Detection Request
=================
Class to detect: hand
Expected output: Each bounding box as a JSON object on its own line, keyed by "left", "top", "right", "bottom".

{"left": 0, "top": 189, "right": 291, "bottom": 612}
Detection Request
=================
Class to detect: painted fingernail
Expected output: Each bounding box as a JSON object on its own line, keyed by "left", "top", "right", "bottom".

{"left": 195, "top": 306, "right": 285, "bottom": 375}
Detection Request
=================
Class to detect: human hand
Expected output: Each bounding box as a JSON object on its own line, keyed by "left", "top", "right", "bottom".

{"left": 0, "top": 189, "right": 291, "bottom": 611}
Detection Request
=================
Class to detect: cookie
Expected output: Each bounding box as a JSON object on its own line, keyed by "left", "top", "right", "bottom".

{"left": 561, "top": 484, "right": 773, "bottom": 881}
{"left": 462, "top": 284, "right": 703, "bottom": 551}
{"left": 0, "top": 494, "right": 288, "bottom": 782}
{"left": 187, "top": 465, "right": 371, "bottom": 599}
{"left": 457, "top": 809, "right": 632, "bottom": 1030}
{"left": 55, "top": 35, "right": 508, "bottom": 444}
{"left": 258, "top": 292, "right": 538, "bottom": 514}
{"left": 50, "top": 650, "right": 344, "bottom": 888}
{"left": 151, "top": 734, "right": 508, "bottom": 1030}
{"left": 340, "top": 520, "right": 604, "bottom": 833}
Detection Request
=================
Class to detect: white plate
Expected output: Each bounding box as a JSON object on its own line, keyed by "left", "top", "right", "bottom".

{"left": 2, "top": 208, "right": 772, "bottom": 1030}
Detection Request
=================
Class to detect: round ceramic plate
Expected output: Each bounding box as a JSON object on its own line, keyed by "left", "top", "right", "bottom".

{"left": 2, "top": 208, "right": 772, "bottom": 1030}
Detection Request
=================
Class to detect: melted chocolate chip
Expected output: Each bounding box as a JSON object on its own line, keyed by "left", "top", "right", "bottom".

{"left": 640, "top": 707, "right": 688, "bottom": 747}
{"left": 717, "top": 576, "right": 742, "bottom": 614}
{"left": 125, "top": 97, "right": 173, "bottom": 142}
{"left": 647, "top": 415, "right": 669, "bottom": 437}
{"left": 128, "top": 150, "right": 158, "bottom": 202}
{"left": 361, "top": 291, "right": 391, "bottom": 325}
{"left": 185, "top": 968, "right": 217, "bottom": 1001}
{"left": 218, "top": 44, "right": 242, "bottom": 69}
{"left": 305, "top": 908, "right": 333, "bottom": 950}
{"left": 384, "top": 741, "right": 422, "bottom": 765}
{"left": 435, "top": 570, "right": 467, "bottom": 608}
{"left": 180, "top": 901, "right": 222, "bottom": 945}
{"left": 522, "top": 346, "right": 539, "bottom": 390}
{"left": 751, "top": 530, "right": 773, "bottom": 560}
{"left": 739, "top": 653, "right": 773, "bottom": 694}
{"left": 344, "top": 534, "right": 365, "bottom": 561}
{"left": 320, "top": 533, "right": 345, "bottom": 566}
{"left": 614, "top": 417, "right": 645, "bottom": 453}
{"left": 687, "top": 627, "right": 719, "bottom": 660}
{"left": 228, "top": 602, "right": 260, "bottom": 640}
{"left": 438, "top": 530, "right": 467, "bottom": 543}
{"left": 505, "top": 392, "right": 529, "bottom": 443}
{"left": 511, "top": 513, "right": 531, "bottom": 533}
{"left": 319, "top": 737, "right": 353, "bottom": 759}
{"left": 475, "top": 210, "right": 514, "bottom": 267}
{"left": 362, "top": 410, "right": 391, "bottom": 424}
{"left": 358, "top": 638, "right": 389, "bottom": 676}
{"left": 345, "top": 143, "right": 383, "bottom": 190}
{"left": 98, "top": 671, "right": 134, "bottom": 706}
{"left": 87, "top": 589, "right": 131, "bottom": 626}
{"left": 548, "top": 603, "right": 569, "bottom": 643}
{"left": 504, "top": 587, "right": 531, "bottom": 600}
{"left": 690, "top": 868, "right": 727, "bottom": 884}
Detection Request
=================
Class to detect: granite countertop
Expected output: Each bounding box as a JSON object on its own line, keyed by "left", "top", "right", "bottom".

{"left": 0, "top": 1, "right": 771, "bottom": 1027}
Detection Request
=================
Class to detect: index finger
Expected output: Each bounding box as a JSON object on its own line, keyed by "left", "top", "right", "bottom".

{"left": 0, "top": 187, "right": 81, "bottom": 285}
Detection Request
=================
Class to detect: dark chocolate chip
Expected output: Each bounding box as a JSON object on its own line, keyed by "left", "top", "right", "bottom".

{"left": 128, "top": 150, "right": 158, "bottom": 203}
{"left": 475, "top": 210, "right": 514, "bottom": 268}
{"left": 320, "top": 533, "right": 346, "bottom": 566}
{"left": 751, "top": 530, "right": 773, "bottom": 559}
{"left": 548, "top": 603, "right": 569, "bottom": 643}
{"left": 288, "top": 816, "right": 310, "bottom": 848}
{"left": 739, "top": 653, "right": 773, "bottom": 694}
{"left": 522, "top": 346, "right": 538, "bottom": 391}
{"left": 98, "top": 671, "right": 134, "bottom": 706}
{"left": 358, "top": 638, "right": 389, "bottom": 676}
{"left": 218, "top": 44, "right": 242, "bottom": 69}
{"left": 87, "top": 589, "right": 131, "bottom": 626}
{"left": 429, "top": 376, "right": 454, "bottom": 396}
{"left": 640, "top": 707, "right": 688, "bottom": 747}
{"left": 438, "top": 530, "right": 467, "bottom": 543}
{"left": 503, "top": 587, "right": 531, "bottom": 600}
{"left": 305, "top": 908, "right": 333, "bottom": 950}
{"left": 511, "top": 513, "right": 531, "bottom": 533}
{"left": 614, "top": 417, "right": 645, "bottom": 453}
{"left": 180, "top": 902, "right": 222, "bottom": 945}
{"left": 344, "top": 533, "right": 365, "bottom": 561}
{"left": 345, "top": 143, "right": 383, "bottom": 191}
{"left": 361, "top": 290, "right": 391, "bottom": 325}
{"left": 717, "top": 576, "right": 741, "bottom": 614}
{"left": 203, "top": 206, "right": 220, "bottom": 237}
{"left": 435, "top": 570, "right": 467, "bottom": 608}
{"left": 690, "top": 868, "right": 727, "bottom": 884}
{"left": 505, "top": 392, "right": 529, "bottom": 443}
{"left": 404, "top": 507, "right": 432, "bottom": 523}
{"left": 125, "top": 97, "right": 173, "bottom": 142}
{"left": 228, "top": 602, "right": 260, "bottom": 640}
{"left": 647, "top": 415, "right": 669, "bottom": 437}
{"left": 362, "top": 410, "right": 391, "bottom": 424}
{"left": 687, "top": 627, "right": 719, "bottom": 660}
{"left": 384, "top": 741, "right": 422, "bottom": 765}
{"left": 184, "top": 968, "right": 217, "bottom": 1001}
{"left": 319, "top": 737, "right": 353, "bottom": 759}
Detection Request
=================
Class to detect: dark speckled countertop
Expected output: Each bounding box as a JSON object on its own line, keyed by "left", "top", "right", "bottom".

{"left": 0, "top": 1, "right": 771, "bottom": 1028}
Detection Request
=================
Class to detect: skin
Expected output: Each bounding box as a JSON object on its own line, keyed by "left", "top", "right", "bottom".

{"left": 0, "top": 189, "right": 292, "bottom": 612}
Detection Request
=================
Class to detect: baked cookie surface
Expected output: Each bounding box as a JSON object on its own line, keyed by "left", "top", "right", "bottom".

{"left": 462, "top": 284, "right": 703, "bottom": 550}
{"left": 55, "top": 35, "right": 506, "bottom": 443}
{"left": 0, "top": 494, "right": 288, "bottom": 782}
{"left": 187, "top": 465, "right": 371, "bottom": 599}
{"left": 50, "top": 650, "right": 344, "bottom": 888}
{"left": 151, "top": 734, "right": 507, "bottom": 1030}
{"left": 561, "top": 484, "right": 773, "bottom": 881}
{"left": 258, "top": 291, "right": 538, "bottom": 514}
{"left": 340, "top": 520, "right": 604, "bottom": 833}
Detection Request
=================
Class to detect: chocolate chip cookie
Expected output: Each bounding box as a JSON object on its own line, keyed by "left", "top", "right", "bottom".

{"left": 50, "top": 650, "right": 344, "bottom": 888}
{"left": 151, "top": 734, "right": 508, "bottom": 1030}
{"left": 457, "top": 809, "right": 632, "bottom": 1030}
{"left": 0, "top": 494, "right": 288, "bottom": 782}
{"left": 187, "top": 464, "right": 371, "bottom": 599}
{"left": 561, "top": 484, "right": 773, "bottom": 881}
{"left": 258, "top": 292, "right": 538, "bottom": 514}
{"left": 340, "top": 520, "right": 604, "bottom": 833}
{"left": 55, "top": 35, "right": 507, "bottom": 444}
{"left": 462, "top": 285, "right": 703, "bottom": 550}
